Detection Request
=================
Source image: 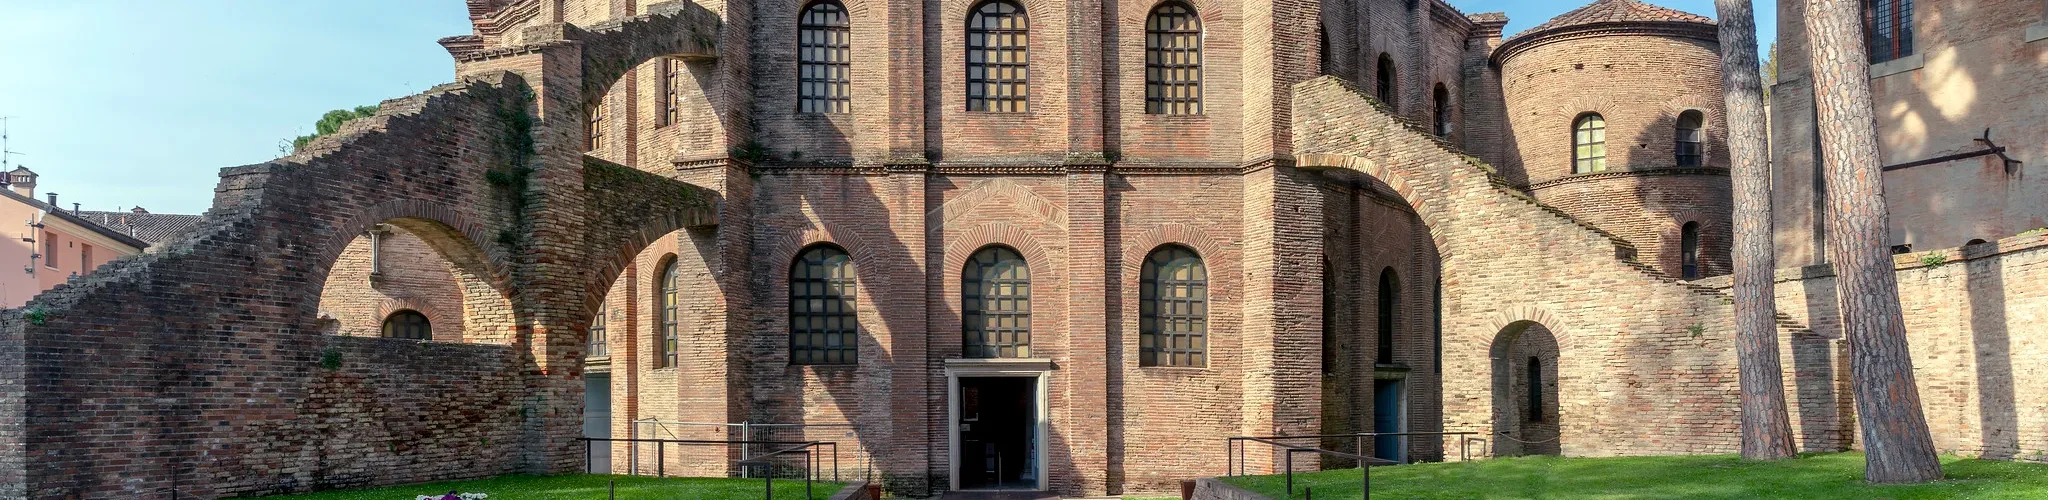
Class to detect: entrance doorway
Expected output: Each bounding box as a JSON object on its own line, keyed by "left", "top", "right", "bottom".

{"left": 1373, "top": 378, "right": 1407, "bottom": 463}
{"left": 583, "top": 373, "right": 612, "bottom": 473}
{"left": 957, "top": 377, "right": 1037, "bottom": 490}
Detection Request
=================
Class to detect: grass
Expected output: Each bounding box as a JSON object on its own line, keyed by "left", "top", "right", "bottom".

{"left": 250, "top": 475, "right": 847, "bottom": 500}
{"left": 1221, "top": 452, "right": 2048, "bottom": 500}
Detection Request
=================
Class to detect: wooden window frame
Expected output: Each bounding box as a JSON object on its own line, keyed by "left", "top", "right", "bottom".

{"left": 791, "top": 245, "right": 859, "bottom": 365}
{"left": 1573, "top": 114, "right": 1608, "bottom": 174}
{"left": 966, "top": 0, "right": 1030, "bottom": 113}
{"left": 798, "top": 0, "right": 853, "bottom": 114}
{"left": 1140, "top": 245, "right": 1208, "bottom": 368}
{"left": 962, "top": 246, "right": 1032, "bottom": 358}
{"left": 1144, "top": 2, "right": 1203, "bottom": 115}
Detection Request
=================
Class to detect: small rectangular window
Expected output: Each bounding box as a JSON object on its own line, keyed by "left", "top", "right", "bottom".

{"left": 43, "top": 232, "right": 56, "bottom": 269}
{"left": 1866, "top": 0, "right": 1914, "bottom": 63}
{"left": 80, "top": 244, "right": 93, "bottom": 272}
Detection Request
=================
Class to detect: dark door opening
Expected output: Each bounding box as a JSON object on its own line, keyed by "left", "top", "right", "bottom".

{"left": 1373, "top": 378, "right": 1406, "bottom": 463}
{"left": 958, "top": 377, "right": 1036, "bottom": 490}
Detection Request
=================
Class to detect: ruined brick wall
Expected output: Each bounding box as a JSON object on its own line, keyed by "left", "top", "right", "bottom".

{"left": 1704, "top": 234, "right": 2048, "bottom": 461}
{"left": 1293, "top": 76, "right": 1822, "bottom": 461}
{"left": 1771, "top": 0, "right": 2048, "bottom": 266}
{"left": 319, "top": 228, "right": 472, "bottom": 342}
{"left": 0, "top": 76, "right": 541, "bottom": 498}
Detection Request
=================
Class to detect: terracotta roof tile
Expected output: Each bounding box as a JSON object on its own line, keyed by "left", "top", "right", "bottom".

{"left": 1518, "top": 0, "right": 1714, "bottom": 37}
{"left": 76, "top": 210, "right": 204, "bottom": 246}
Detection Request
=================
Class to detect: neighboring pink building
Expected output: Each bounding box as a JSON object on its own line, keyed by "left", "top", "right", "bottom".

{"left": 0, "top": 167, "right": 201, "bottom": 308}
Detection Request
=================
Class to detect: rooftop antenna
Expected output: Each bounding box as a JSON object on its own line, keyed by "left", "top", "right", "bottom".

{"left": 0, "top": 116, "right": 22, "bottom": 179}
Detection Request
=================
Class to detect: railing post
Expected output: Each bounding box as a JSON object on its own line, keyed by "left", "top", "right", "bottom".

{"left": 657, "top": 441, "right": 665, "bottom": 478}
{"left": 740, "top": 420, "right": 753, "bottom": 479}
{"left": 585, "top": 438, "right": 593, "bottom": 473}
{"left": 1285, "top": 450, "right": 1294, "bottom": 497}
{"left": 804, "top": 450, "right": 813, "bottom": 499}
{"left": 1356, "top": 435, "right": 1365, "bottom": 468}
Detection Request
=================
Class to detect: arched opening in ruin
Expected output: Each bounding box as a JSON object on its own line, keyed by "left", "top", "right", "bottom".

{"left": 315, "top": 216, "right": 515, "bottom": 344}
{"left": 1490, "top": 320, "right": 1561, "bottom": 457}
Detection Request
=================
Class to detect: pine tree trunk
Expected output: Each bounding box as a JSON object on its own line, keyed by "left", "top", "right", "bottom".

{"left": 1802, "top": 0, "right": 1944, "bottom": 483}
{"left": 1714, "top": 0, "right": 1797, "bottom": 461}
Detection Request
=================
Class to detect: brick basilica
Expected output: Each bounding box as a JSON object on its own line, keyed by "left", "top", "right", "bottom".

{"left": 4, "top": 0, "right": 2044, "bottom": 498}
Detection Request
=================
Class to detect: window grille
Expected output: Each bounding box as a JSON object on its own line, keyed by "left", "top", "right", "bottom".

{"left": 963, "top": 246, "right": 1031, "bottom": 358}
{"left": 383, "top": 310, "right": 432, "bottom": 340}
{"left": 586, "top": 100, "right": 605, "bottom": 152}
{"left": 1866, "top": 0, "right": 1914, "bottom": 63}
{"left": 590, "top": 303, "right": 609, "bottom": 357}
{"left": 791, "top": 245, "right": 858, "bottom": 365}
{"left": 1675, "top": 110, "right": 1704, "bottom": 167}
{"left": 799, "top": 1, "right": 853, "bottom": 113}
{"left": 1681, "top": 222, "right": 1701, "bottom": 279}
{"left": 1376, "top": 54, "right": 1397, "bottom": 111}
{"left": 1140, "top": 245, "right": 1207, "bottom": 367}
{"left": 966, "top": 1, "right": 1030, "bottom": 112}
{"left": 659, "top": 262, "right": 680, "bottom": 368}
{"left": 1573, "top": 114, "right": 1607, "bottom": 174}
{"left": 1144, "top": 2, "right": 1202, "bottom": 115}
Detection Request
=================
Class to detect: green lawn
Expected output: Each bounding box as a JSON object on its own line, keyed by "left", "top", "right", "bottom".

{"left": 1221, "top": 452, "right": 2048, "bottom": 499}
{"left": 250, "top": 475, "right": 847, "bottom": 500}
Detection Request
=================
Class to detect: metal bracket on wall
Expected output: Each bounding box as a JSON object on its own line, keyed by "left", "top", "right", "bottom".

{"left": 1880, "top": 128, "right": 2021, "bottom": 175}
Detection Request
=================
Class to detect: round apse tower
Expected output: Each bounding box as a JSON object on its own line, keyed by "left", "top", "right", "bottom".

{"left": 1493, "top": 0, "right": 1733, "bottom": 280}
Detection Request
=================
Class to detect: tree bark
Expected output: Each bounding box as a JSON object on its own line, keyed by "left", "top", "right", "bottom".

{"left": 1714, "top": 0, "right": 1797, "bottom": 461}
{"left": 1802, "top": 0, "right": 1944, "bottom": 483}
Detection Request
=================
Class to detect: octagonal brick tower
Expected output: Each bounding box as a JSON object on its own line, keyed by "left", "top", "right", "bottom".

{"left": 1494, "top": 0, "right": 1733, "bottom": 279}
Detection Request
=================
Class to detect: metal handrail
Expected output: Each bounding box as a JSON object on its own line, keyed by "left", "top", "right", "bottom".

{"left": 1226, "top": 431, "right": 1482, "bottom": 499}
{"left": 574, "top": 437, "right": 839, "bottom": 487}
{"left": 737, "top": 441, "right": 823, "bottom": 500}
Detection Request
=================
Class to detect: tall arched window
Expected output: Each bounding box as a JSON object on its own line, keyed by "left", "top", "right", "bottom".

{"left": 798, "top": 0, "right": 852, "bottom": 114}
{"left": 1141, "top": 245, "right": 1207, "bottom": 367}
{"left": 585, "top": 100, "right": 605, "bottom": 152}
{"left": 1321, "top": 258, "right": 1336, "bottom": 375}
{"left": 1376, "top": 54, "right": 1397, "bottom": 111}
{"left": 966, "top": 0, "right": 1029, "bottom": 112}
{"left": 1377, "top": 268, "right": 1398, "bottom": 364}
{"left": 1317, "top": 24, "right": 1331, "bottom": 76}
{"left": 658, "top": 260, "right": 681, "bottom": 368}
{"left": 1680, "top": 222, "right": 1701, "bottom": 279}
{"left": 1433, "top": 84, "right": 1452, "bottom": 138}
{"left": 1144, "top": 2, "right": 1203, "bottom": 115}
{"left": 1526, "top": 357, "right": 1543, "bottom": 422}
{"left": 963, "top": 246, "right": 1031, "bottom": 358}
{"left": 791, "top": 245, "right": 858, "bottom": 365}
{"left": 1573, "top": 114, "right": 1607, "bottom": 174}
{"left": 1675, "top": 110, "right": 1704, "bottom": 167}
{"left": 383, "top": 310, "right": 432, "bottom": 340}
{"left": 590, "top": 303, "right": 609, "bottom": 357}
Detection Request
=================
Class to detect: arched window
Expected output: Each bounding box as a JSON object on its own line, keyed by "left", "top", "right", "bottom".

{"left": 1966, "top": 239, "right": 1988, "bottom": 247}
{"left": 963, "top": 246, "right": 1031, "bottom": 358}
{"left": 798, "top": 0, "right": 852, "bottom": 113}
{"left": 1433, "top": 84, "right": 1452, "bottom": 138}
{"left": 1573, "top": 114, "right": 1607, "bottom": 174}
{"left": 1376, "top": 54, "right": 1397, "bottom": 110}
{"left": 1675, "top": 110, "right": 1704, "bottom": 167}
{"left": 1321, "top": 258, "right": 1336, "bottom": 375}
{"left": 1526, "top": 357, "right": 1543, "bottom": 422}
{"left": 1141, "top": 245, "right": 1207, "bottom": 367}
{"left": 658, "top": 260, "right": 681, "bottom": 368}
{"left": 590, "top": 303, "right": 609, "bottom": 357}
{"left": 1144, "top": 2, "right": 1202, "bottom": 115}
{"left": 382, "top": 310, "right": 431, "bottom": 340}
{"left": 1680, "top": 222, "right": 1701, "bottom": 279}
{"left": 1317, "top": 24, "right": 1331, "bottom": 76}
{"left": 585, "top": 100, "right": 605, "bottom": 152}
{"left": 966, "top": 0, "right": 1029, "bottom": 112}
{"left": 1377, "top": 268, "right": 1398, "bottom": 364}
{"left": 791, "top": 245, "right": 858, "bottom": 365}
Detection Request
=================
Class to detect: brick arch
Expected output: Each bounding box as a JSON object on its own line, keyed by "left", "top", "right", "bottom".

{"left": 947, "top": 0, "right": 1057, "bottom": 23}
{"left": 1121, "top": 0, "right": 1222, "bottom": 24}
{"left": 765, "top": 224, "right": 889, "bottom": 281}
{"left": 571, "top": 1, "right": 722, "bottom": 109}
{"left": 1553, "top": 95, "right": 1620, "bottom": 126}
{"left": 1482, "top": 306, "right": 1578, "bottom": 352}
{"left": 1119, "top": 222, "right": 1228, "bottom": 276}
{"left": 584, "top": 216, "right": 701, "bottom": 317}
{"left": 941, "top": 222, "right": 1058, "bottom": 279}
{"left": 316, "top": 199, "right": 512, "bottom": 295}
{"left": 1294, "top": 153, "right": 1456, "bottom": 265}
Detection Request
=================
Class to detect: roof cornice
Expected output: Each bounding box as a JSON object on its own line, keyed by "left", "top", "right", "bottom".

{"left": 1491, "top": 21, "right": 1719, "bottom": 66}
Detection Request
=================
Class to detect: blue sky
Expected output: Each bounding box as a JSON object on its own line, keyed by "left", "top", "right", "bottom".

{"left": 0, "top": 0, "right": 1774, "bottom": 215}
